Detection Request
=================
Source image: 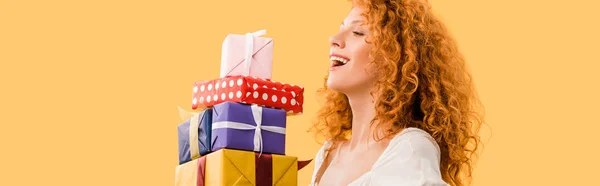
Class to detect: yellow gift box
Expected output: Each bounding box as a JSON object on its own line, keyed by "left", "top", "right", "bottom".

{"left": 175, "top": 158, "right": 203, "bottom": 186}
{"left": 175, "top": 149, "right": 311, "bottom": 186}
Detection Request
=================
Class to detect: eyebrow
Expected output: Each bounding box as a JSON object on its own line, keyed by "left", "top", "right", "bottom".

{"left": 341, "top": 20, "right": 365, "bottom": 26}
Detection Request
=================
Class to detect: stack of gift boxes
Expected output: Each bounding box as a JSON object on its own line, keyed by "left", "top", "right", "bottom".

{"left": 175, "top": 29, "right": 311, "bottom": 186}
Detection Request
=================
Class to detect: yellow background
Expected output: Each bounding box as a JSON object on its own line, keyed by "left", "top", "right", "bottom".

{"left": 1, "top": 0, "right": 599, "bottom": 185}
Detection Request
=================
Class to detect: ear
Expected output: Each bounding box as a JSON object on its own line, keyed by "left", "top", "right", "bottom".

{"left": 177, "top": 106, "right": 200, "bottom": 121}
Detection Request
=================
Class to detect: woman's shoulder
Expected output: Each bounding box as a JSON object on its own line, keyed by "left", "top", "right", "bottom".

{"left": 315, "top": 128, "right": 441, "bottom": 166}
{"left": 310, "top": 139, "right": 337, "bottom": 185}
{"left": 386, "top": 127, "right": 442, "bottom": 159}
{"left": 312, "top": 139, "right": 338, "bottom": 167}
{"left": 365, "top": 127, "right": 448, "bottom": 185}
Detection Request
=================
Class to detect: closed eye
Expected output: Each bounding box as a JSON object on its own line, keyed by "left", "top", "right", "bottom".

{"left": 352, "top": 31, "right": 364, "bottom": 36}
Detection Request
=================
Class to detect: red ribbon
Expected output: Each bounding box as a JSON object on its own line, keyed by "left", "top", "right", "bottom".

{"left": 197, "top": 156, "right": 207, "bottom": 186}
{"left": 197, "top": 152, "right": 313, "bottom": 186}
{"left": 254, "top": 154, "right": 313, "bottom": 186}
{"left": 255, "top": 154, "right": 273, "bottom": 186}
{"left": 298, "top": 159, "right": 312, "bottom": 170}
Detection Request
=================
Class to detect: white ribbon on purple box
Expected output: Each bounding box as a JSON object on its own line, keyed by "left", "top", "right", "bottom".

{"left": 211, "top": 104, "right": 285, "bottom": 154}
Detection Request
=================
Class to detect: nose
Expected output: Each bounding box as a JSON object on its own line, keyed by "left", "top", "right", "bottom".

{"left": 329, "top": 31, "right": 345, "bottom": 49}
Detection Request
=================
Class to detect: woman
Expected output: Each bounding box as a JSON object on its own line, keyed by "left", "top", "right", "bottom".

{"left": 309, "top": 0, "right": 484, "bottom": 186}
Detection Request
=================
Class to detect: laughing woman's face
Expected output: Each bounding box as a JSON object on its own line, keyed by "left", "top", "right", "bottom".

{"left": 327, "top": 7, "right": 376, "bottom": 95}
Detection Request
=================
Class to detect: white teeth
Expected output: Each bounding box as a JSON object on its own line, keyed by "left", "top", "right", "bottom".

{"left": 329, "top": 56, "right": 349, "bottom": 64}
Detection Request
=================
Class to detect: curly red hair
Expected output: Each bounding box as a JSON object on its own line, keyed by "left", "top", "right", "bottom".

{"left": 309, "top": 0, "right": 485, "bottom": 185}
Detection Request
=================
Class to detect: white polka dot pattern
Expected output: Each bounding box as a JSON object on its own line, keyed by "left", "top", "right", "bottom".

{"left": 215, "top": 82, "right": 219, "bottom": 90}
{"left": 193, "top": 98, "right": 197, "bottom": 104}
{"left": 253, "top": 83, "right": 258, "bottom": 90}
{"left": 229, "top": 92, "right": 234, "bottom": 99}
{"left": 213, "top": 95, "right": 218, "bottom": 101}
{"left": 221, "top": 81, "right": 227, "bottom": 88}
{"left": 208, "top": 84, "right": 212, "bottom": 91}
{"left": 207, "top": 96, "right": 212, "bottom": 102}
{"left": 291, "top": 99, "right": 296, "bottom": 106}
{"left": 281, "top": 97, "right": 287, "bottom": 104}
{"left": 221, "top": 93, "right": 226, "bottom": 100}
{"left": 236, "top": 91, "right": 242, "bottom": 98}
{"left": 271, "top": 95, "right": 277, "bottom": 102}
{"left": 193, "top": 86, "right": 198, "bottom": 93}
{"left": 262, "top": 93, "right": 268, "bottom": 100}
{"left": 253, "top": 92, "right": 259, "bottom": 98}
{"left": 237, "top": 79, "right": 243, "bottom": 86}
{"left": 229, "top": 80, "right": 234, "bottom": 87}
{"left": 291, "top": 91, "right": 296, "bottom": 97}
{"left": 246, "top": 92, "right": 251, "bottom": 97}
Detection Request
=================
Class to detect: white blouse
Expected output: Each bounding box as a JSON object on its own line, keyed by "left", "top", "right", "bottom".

{"left": 309, "top": 127, "right": 450, "bottom": 186}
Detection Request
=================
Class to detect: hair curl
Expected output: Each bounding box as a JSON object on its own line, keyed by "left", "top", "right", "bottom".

{"left": 309, "top": 0, "right": 485, "bottom": 185}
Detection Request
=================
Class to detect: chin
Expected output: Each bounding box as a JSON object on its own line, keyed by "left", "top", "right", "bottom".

{"left": 326, "top": 83, "right": 344, "bottom": 93}
{"left": 326, "top": 77, "right": 351, "bottom": 93}
{"left": 327, "top": 75, "right": 376, "bottom": 97}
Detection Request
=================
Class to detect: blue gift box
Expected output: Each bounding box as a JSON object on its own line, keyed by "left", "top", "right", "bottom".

{"left": 177, "top": 109, "right": 212, "bottom": 165}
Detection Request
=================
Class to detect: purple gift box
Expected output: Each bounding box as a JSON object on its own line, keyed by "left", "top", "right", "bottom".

{"left": 211, "top": 102, "right": 286, "bottom": 155}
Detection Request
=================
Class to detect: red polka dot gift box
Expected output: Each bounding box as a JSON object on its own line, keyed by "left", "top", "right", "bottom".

{"left": 191, "top": 75, "right": 304, "bottom": 115}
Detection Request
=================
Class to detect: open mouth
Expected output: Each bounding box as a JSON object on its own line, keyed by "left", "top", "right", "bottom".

{"left": 330, "top": 55, "right": 350, "bottom": 67}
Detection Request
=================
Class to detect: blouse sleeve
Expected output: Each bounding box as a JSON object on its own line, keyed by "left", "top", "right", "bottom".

{"left": 352, "top": 130, "right": 450, "bottom": 186}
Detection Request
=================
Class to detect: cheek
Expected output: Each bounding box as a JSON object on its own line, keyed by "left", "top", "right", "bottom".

{"left": 352, "top": 42, "right": 372, "bottom": 63}
{"left": 349, "top": 44, "right": 379, "bottom": 82}
{"left": 351, "top": 44, "right": 373, "bottom": 71}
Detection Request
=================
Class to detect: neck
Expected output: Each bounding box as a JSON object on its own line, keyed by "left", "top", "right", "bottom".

{"left": 346, "top": 90, "right": 378, "bottom": 152}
